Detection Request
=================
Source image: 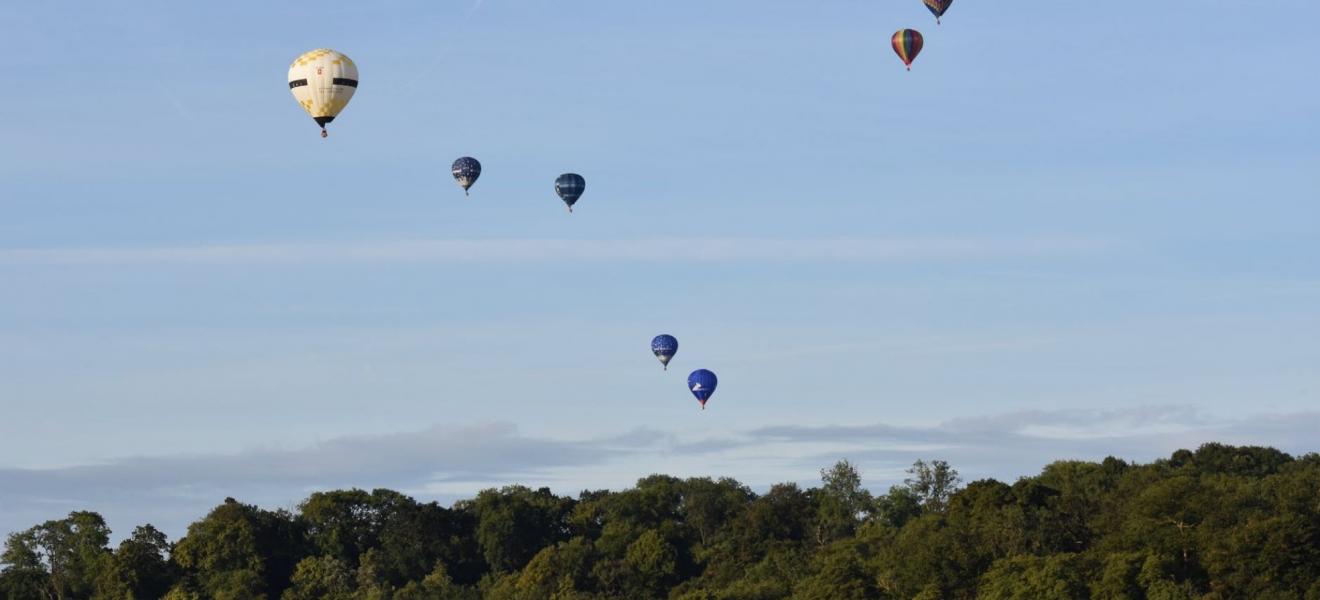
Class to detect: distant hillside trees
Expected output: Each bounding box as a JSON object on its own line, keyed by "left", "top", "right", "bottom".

{"left": 4, "top": 443, "right": 1320, "bottom": 599}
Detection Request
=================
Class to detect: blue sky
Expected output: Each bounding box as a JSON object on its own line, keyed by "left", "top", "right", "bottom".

{"left": 1, "top": 1, "right": 1318, "bottom": 539}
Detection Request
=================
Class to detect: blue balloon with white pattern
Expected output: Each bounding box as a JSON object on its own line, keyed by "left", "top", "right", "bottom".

{"left": 555, "top": 173, "right": 586, "bottom": 213}
{"left": 651, "top": 334, "right": 678, "bottom": 370}
{"left": 687, "top": 369, "right": 717, "bottom": 410}
{"left": 452, "top": 157, "right": 481, "bottom": 196}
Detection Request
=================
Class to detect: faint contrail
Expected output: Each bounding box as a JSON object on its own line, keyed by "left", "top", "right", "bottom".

{"left": 156, "top": 84, "right": 193, "bottom": 121}
{"left": 468, "top": 0, "right": 486, "bottom": 15}
{"left": 0, "top": 237, "right": 1124, "bottom": 266}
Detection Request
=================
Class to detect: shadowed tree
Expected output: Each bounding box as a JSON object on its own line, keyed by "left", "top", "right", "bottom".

{"left": 95, "top": 525, "right": 174, "bottom": 599}
{"left": 299, "top": 489, "right": 406, "bottom": 568}
{"left": 791, "top": 538, "right": 884, "bottom": 600}
{"left": 170, "top": 497, "right": 307, "bottom": 600}
{"left": 872, "top": 485, "right": 923, "bottom": 529}
{"left": 469, "top": 486, "right": 574, "bottom": 574}
{"left": 680, "top": 477, "right": 754, "bottom": 548}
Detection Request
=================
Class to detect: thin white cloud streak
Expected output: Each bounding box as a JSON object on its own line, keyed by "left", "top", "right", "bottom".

{"left": 2, "top": 405, "right": 1317, "bottom": 540}
{"left": 0, "top": 237, "right": 1121, "bottom": 266}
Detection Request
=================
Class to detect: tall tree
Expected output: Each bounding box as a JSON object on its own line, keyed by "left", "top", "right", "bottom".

{"left": 469, "top": 486, "right": 573, "bottom": 573}
{"left": 814, "top": 460, "right": 873, "bottom": 545}
{"left": 1, "top": 511, "right": 111, "bottom": 600}
{"left": 170, "top": 497, "right": 306, "bottom": 599}
{"left": 96, "top": 525, "right": 173, "bottom": 599}
{"left": 904, "top": 459, "right": 962, "bottom": 513}
{"left": 679, "top": 477, "right": 754, "bottom": 548}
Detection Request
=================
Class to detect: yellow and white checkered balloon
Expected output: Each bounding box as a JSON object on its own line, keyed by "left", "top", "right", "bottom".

{"left": 287, "top": 48, "right": 358, "bottom": 137}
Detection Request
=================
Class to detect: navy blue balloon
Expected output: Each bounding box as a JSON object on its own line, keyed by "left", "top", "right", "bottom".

{"left": 555, "top": 173, "right": 586, "bottom": 212}
{"left": 452, "top": 157, "right": 481, "bottom": 196}
{"left": 651, "top": 334, "right": 678, "bottom": 370}
{"left": 687, "top": 369, "right": 717, "bottom": 409}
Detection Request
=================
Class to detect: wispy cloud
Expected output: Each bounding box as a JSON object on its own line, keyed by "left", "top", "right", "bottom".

{"left": 746, "top": 408, "right": 1320, "bottom": 480}
{"left": 0, "top": 237, "right": 1120, "bottom": 267}
{"left": 3, "top": 406, "right": 1317, "bottom": 540}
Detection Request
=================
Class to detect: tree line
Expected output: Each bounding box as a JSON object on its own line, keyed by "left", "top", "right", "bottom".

{"left": 3, "top": 443, "right": 1320, "bottom": 599}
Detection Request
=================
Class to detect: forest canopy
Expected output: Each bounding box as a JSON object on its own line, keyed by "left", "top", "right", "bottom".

{"left": 4, "top": 443, "right": 1320, "bottom": 599}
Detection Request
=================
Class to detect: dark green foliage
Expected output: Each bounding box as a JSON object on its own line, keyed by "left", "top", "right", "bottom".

{"left": 282, "top": 555, "right": 355, "bottom": 600}
{"left": 978, "top": 553, "right": 1091, "bottom": 599}
{"left": 1, "top": 511, "right": 112, "bottom": 600}
{"left": 790, "top": 537, "right": 884, "bottom": 600}
{"left": 393, "top": 562, "right": 479, "bottom": 600}
{"left": 469, "top": 486, "right": 574, "bottom": 574}
{"left": 303, "top": 489, "right": 483, "bottom": 588}
{"left": 679, "top": 477, "right": 755, "bottom": 549}
{"left": 813, "top": 460, "right": 873, "bottom": 545}
{"left": 169, "top": 497, "right": 307, "bottom": 599}
{"left": 3, "top": 443, "right": 1320, "bottom": 599}
{"left": 97, "top": 525, "right": 175, "bottom": 598}
{"left": 872, "top": 485, "right": 922, "bottom": 529}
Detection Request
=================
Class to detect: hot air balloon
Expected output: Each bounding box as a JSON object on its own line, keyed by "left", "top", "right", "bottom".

{"left": 288, "top": 49, "right": 359, "bottom": 138}
{"left": 923, "top": 0, "right": 952, "bottom": 24}
{"left": 651, "top": 335, "right": 678, "bottom": 371}
{"left": 891, "top": 29, "right": 924, "bottom": 71}
{"left": 687, "top": 369, "right": 717, "bottom": 410}
{"left": 452, "top": 157, "right": 481, "bottom": 196}
{"left": 555, "top": 173, "right": 586, "bottom": 213}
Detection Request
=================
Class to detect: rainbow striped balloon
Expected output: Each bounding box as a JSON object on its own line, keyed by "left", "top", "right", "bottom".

{"left": 891, "top": 29, "right": 924, "bottom": 71}
{"left": 923, "top": 0, "right": 952, "bottom": 25}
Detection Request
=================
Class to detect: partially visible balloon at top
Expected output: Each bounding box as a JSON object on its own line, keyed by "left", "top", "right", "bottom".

{"left": 452, "top": 157, "right": 482, "bottom": 196}
{"left": 923, "top": 0, "right": 952, "bottom": 24}
{"left": 287, "top": 49, "right": 359, "bottom": 138}
{"left": 651, "top": 335, "right": 678, "bottom": 371}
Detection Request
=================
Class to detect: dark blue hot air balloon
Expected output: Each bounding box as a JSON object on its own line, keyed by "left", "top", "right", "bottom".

{"left": 651, "top": 334, "right": 678, "bottom": 370}
{"left": 555, "top": 173, "right": 585, "bottom": 213}
{"left": 687, "top": 369, "right": 717, "bottom": 410}
{"left": 452, "top": 157, "right": 481, "bottom": 196}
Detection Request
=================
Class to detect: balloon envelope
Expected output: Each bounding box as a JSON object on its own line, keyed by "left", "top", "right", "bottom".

{"left": 923, "top": 0, "right": 952, "bottom": 23}
{"left": 687, "top": 369, "right": 718, "bottom": 409}
{"left": 555, "top": 173, "right": 586, "bottom": 212}
{"left": 452, "top": 157, "right": 481, "bottom": 195}
{"left": 891, "top": 29, "right": 924, "bottom": 70}
{"left": 288, "top": 48, "right": 358, "bottom": 137}
{"left": 651, "top": 335, "right": 678, "bottom": 370}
